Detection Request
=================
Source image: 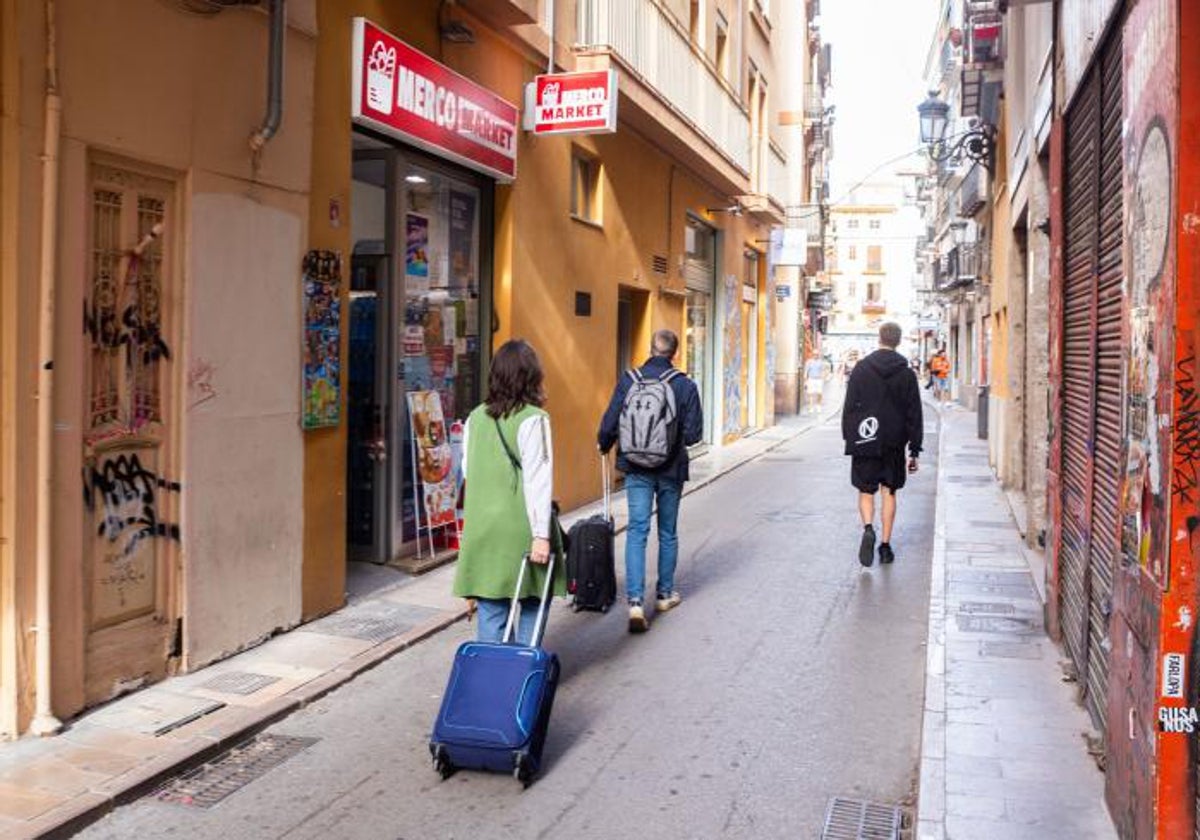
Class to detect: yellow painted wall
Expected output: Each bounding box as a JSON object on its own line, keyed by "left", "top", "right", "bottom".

{"left": 989, "top": 116, "right": 1012, "bottom": 400}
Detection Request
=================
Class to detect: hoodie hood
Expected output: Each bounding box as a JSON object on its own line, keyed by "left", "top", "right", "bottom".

{"left": 862, "top": 348, "right": 910, "bottom": 379}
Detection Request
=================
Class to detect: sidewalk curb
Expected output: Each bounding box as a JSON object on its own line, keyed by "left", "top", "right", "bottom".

{"left": 917, "top": 398, "right": 948, "bottom": 840}
{"left": 22, "top": 413, "right": 832, "bottom": 840}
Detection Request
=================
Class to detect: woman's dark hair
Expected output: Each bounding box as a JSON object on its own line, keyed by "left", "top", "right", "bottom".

{"left": 485, "top": 339, "right": 546, "bottom": 418}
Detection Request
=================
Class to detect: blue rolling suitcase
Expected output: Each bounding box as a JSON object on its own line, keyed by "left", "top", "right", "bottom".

{"left": 429, "top": 554, "right": 560, "bottom": 787}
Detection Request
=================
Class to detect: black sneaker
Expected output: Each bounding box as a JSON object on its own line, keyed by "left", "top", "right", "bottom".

{"left": 858, "top": 525, "right": 876, "bottom": 567}
{"left": 879, "top": 543, "right": 895, "bottom": 565}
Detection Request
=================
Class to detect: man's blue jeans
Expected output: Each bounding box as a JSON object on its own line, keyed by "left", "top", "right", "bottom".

{"left": 624, "top": 472, "right": 683, "bottom": 604}
{"left": 475, "top": 597, "right": 542, "bottom": 646}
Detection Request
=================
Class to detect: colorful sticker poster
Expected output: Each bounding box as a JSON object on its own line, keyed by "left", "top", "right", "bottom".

{"left": 405, "top": 213, "right": 429, "bottom": 279}
{"left": 403, "top": 325, "right": 425, "bottom": 356}
{"left": 448, "top": 190, "right": 476, "bottom": 290}
{"left": 442, "top": 306, "right": 458, "bottom": 344}
{"left": 465, "top": 298, "right": 479, "bottom": 334}
{"left": 302, "top": 251, "right": 342, "bottom": 429}
{"left": 407, "top": 390, "right": 458, "bottom": 529}
{"left": 405, "top": 356, "right": 433, "bottom": 389}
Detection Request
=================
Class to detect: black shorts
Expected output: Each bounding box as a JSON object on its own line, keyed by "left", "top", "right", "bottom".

{"left": 851, "top": 449, "right": 908, "bottom": 494}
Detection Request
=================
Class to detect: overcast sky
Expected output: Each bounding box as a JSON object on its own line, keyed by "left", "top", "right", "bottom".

{"left": 819, "top": 0, "right": 942, "bottom": 201}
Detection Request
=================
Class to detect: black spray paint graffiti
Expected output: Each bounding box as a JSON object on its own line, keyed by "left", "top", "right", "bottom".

{"left": 83, "top": 453, "right": 181, "bottom": 559}
{"left": 1172, "top": 352, "right": 1200, "bottom": 506}
{"left": 83, "top": 297, "right": 171, "bottom": 367}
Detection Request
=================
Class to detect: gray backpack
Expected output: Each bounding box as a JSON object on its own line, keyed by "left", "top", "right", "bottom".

{"left": 618, "top": 368, "right": 681, "bottom": 469}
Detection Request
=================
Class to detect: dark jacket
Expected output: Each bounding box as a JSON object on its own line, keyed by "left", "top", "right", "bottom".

{"left": 841, "top": 348, "right": 924, "bottom": 458}
{"left": 598, "top": 356, "right": 704, "bottom": 483}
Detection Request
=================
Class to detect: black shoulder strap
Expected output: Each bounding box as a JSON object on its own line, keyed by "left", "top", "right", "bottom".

{"left": 494, "top": 416, "right": 522, "bottom": 474}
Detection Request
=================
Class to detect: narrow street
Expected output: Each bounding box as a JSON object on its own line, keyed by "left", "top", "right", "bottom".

{"left": 76, "top": 415, "right": 937, "bottom": 839}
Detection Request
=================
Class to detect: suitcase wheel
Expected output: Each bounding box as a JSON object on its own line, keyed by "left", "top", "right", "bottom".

{"left": 600, "top": 602, "right": 609, "bottom": 613}
{"left": 431, "top": 744, "right": 455, "bottom": 780}
{"left": 572, "top": 602, "right": 583, "bottom": 612}
{"left": 513, "top": 753, "right": 535, "bottom": 788}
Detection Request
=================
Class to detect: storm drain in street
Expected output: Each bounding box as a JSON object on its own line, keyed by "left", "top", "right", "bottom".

{"left": 957, "top": 601, "right": 1016, "bottom": 615}
{"left": 821, "top": 797, "right": 902, "bottom": 840}
{"left": 155, "top": 734, "right": 318, "bottom": 808}
{"left": 200, "top": 671, "right": 281, "bottom": 696}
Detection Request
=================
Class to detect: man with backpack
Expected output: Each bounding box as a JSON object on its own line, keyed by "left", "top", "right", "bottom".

{"left": 842, "top": 322, "right": 924, "bottom": 567}
{"left": 598, "top": 329, "right": 704, "bottom": 633}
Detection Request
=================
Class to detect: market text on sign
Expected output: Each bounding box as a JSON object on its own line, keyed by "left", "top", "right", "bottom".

{"left": 539, "top": 85, "right": 609, "bottom": 122}
{"left": 396, "top": 66, "right": 514, "bottom": 153}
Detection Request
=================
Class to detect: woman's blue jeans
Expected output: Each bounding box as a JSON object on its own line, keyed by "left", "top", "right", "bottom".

{"left": 623, "top": 472, "right": 683, "bottom": 604}
{"left": 475, "top": 597, "right": 542, "bottom": 646}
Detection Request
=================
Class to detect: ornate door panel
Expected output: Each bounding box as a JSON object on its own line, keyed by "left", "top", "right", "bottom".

{"left": 82, "top": 161, "right": 180, "bottom": 704}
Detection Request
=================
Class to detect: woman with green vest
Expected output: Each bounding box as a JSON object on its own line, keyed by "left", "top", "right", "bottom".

{"left": 454, "top": 339, "right": 565, "bottom": 645}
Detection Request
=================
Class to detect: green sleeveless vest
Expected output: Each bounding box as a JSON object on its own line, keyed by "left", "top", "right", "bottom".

{"left": 453, "top": 404, "right": 565, "bottom": 600}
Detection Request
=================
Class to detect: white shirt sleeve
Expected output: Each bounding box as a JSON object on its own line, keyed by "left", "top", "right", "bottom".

{"left": 516, "top": 413, "right": 553, "bottom": 540}
{"left": 461, "top": 416, "right": 471, "bottom": 480}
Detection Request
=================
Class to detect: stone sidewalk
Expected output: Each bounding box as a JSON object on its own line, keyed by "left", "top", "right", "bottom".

{"left": 0, "top": 407, "right": 834, "bottom": 840}
{"left": 917, "top": 403, "right": 1117, "bottom": 840}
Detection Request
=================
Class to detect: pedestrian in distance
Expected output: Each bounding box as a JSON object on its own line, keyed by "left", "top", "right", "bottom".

{"left": 454, "top": 339, "right": 566, "bottom": 644}
{"left": 804, "top": 353, "right": 829, "bottom": 415}
{"left": 598, "top": 329, "right": 703, "bottom": 633}
{"left": 929, "top": 348, "right": 951, "bottom": 402}
{"left": 842, "top": 322, "right": 924, "bottom": 567}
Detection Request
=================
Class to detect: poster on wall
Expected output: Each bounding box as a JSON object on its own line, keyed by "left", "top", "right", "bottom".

{"left": 406, "top": 390, "right": 460, "bottom": 536}
{"left": 302, "top": 250, "right": 342, "bottom": 429}
{"left": 448, "top": 190, "right": 476, "bottom": 290}
{"left": 405, "top": 213, "right": 430, "bottom": 282}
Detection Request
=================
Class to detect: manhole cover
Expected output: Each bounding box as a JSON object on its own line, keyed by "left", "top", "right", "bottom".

{"left": 946, "top": 475, "right": 992, "bottom": 484}
{"left": 310, "top": 615, "right": 410, "bottom": 643}
{"left": 200, "top": 671, "right": 281, "bottom": 696}
{"left": 980, "top": 641, "right": 1042, "bottom": 659}
{"left": 957, "top": 601, "right": 1016, "bottom": 615}
{"left": 821, "top": 797, "right": 902, "bottom": 840}
{"left": 155, "top": 734, "right": 318, "bottom": 808}
{"left": 967, "top": 520, "right": 1012, "bottom": 529}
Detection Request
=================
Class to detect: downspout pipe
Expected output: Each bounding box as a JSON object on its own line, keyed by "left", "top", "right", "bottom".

{"left": 30, "top": 0, "right": 62, "bottom": 737}
{"left": 248, "top": 0, "right": 285, "bottom": 156}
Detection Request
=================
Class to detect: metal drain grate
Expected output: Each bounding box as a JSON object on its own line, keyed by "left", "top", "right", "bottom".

{"left": 200, "top": 671, "right": 281, "bottom": 696}
{"left": 307, "top": 614, "right": 410, "bottom": 644}
{"left": 958, "top": 601, "right": 1016, "bottom": 615}
{"left": 155, "top": 734, "right": 318, "bottom": 808}
{"left": 821, "top": 797, "right": 902, "bottom": 840}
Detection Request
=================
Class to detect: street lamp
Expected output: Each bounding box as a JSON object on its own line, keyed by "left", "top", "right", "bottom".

{"left": 917, "top": 91, "right": 996, "bottom": 173}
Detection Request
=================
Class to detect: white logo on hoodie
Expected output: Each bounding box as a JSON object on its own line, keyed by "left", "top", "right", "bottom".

{"left": 858, "top": 416, "right": 879, "bottom": 443}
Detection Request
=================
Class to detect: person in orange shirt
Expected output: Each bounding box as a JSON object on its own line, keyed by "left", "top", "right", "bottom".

{"left": 928, "top": 349, "right": 951, "bottom": 402}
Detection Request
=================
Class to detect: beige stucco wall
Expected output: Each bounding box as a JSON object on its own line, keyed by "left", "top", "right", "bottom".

{"left": 27, "top": 0, "right": 315, "bottom": 722}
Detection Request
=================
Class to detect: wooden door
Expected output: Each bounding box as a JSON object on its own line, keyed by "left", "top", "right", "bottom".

{"left": 82, "top": 161, "right": 181, "bottom": 704}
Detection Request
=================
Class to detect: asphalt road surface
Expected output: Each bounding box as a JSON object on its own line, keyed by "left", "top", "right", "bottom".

{"left": 78, "top": 413, "right": 937, "bottom": 840}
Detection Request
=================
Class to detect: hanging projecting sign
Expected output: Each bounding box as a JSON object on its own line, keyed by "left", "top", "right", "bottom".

{"left": 524, "top": 70, "right": 618, "bottom": 135}
{"left": 351, "top": 18, "right": 518, "bottom": 182}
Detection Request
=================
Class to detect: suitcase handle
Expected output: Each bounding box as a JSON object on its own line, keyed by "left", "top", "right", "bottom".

{"left": 503, "top": 552, "right": 556, "bottom": 647}
{"left": 601, "top": 450, "right": 611, "bottom": 520}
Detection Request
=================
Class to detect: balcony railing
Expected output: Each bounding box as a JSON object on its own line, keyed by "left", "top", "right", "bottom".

{"left": 577, "top": 0, "right": 751, "bottom": 171}
{"left": 862, "top": 300, "right": 887, "bottom": 314}
{"left": 959, "top": 164, "right": 988, "bottom": 217}
{"left": 804, "top": 83, "right": 824, "bottom": 122}
{"left": 934, "top": 242, "right": 982, "bottom": 291}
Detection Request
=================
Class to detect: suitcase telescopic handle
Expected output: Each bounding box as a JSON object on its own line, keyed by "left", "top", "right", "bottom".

{"left": 601, "top": 450, "right": 611, "bottom": 520}
{"left": 502, "top": 552, "right": 556, "bottom": 648}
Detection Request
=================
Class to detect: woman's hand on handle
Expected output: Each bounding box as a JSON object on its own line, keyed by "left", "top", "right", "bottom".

{"left": 530, "top": 537, "right": 551, "bottom": 565}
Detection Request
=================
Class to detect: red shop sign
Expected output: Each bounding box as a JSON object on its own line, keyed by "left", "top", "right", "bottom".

{"left": 351, "top": 18, "right": 518, "bottom": 181}
{"left": 527, "top": 70, "right": 618, "bottom": 135}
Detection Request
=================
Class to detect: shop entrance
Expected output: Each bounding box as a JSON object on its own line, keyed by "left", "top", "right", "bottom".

{"left": 348, "top": 132, "right": 490, "bottom": 567}
{"left": 684, "top": 217, "right": 717, "bottom": 444}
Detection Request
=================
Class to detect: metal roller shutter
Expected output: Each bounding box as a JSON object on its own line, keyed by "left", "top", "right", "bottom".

{"left": 1088, "top": 30, "right": 1124, "bottom": 729}
{"left": 1060, "top": 67, "right": 1099, "bottom": 696}
{"left": 1058, "top": 25, "right": 1124, "bottom": 733}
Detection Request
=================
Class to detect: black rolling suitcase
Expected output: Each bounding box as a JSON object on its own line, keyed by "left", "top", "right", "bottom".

{"left": 566, "top": 453, "right": 617, "bottom": 612}
{"left": 429, "top": 553, "right": 560, "bottom": 787}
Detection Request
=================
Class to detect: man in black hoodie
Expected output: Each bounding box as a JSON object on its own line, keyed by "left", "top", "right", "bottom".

{"left": 841, "top": 322, "right": 924, "bottom": 566}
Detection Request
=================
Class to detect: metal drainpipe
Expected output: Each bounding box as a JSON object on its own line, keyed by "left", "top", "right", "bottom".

{"left": 30, "top": 0, "right": 62, "bottom": 737}
{"left": 248, "top": 0, "right": 285, "bottom": 156}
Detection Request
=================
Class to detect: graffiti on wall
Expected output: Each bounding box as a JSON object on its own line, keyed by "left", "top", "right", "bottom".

{"left": 83, "top": 449, "right": 181, "bottom": 623}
